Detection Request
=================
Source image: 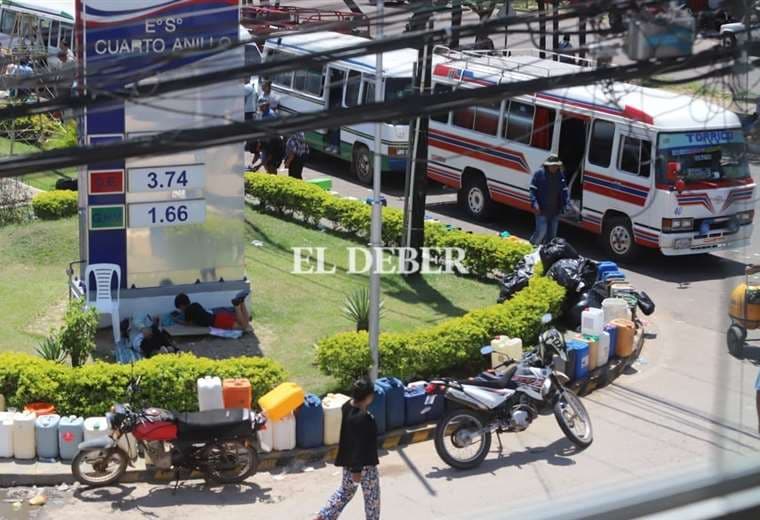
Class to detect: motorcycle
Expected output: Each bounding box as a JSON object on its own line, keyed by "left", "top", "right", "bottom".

{"left": 424, "top": 314, "right": 593, "bottom": 470}
{"left": 72, "top": 376, "right": 267, "bottom": 487}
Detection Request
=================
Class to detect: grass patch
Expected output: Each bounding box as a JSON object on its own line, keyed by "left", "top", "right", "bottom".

{"left": 244, "top": 207, "right": 497, "bottom": 394}
{"left": 0, "top": 138, "right": 76, "bottom": 191}
{"left": 0, "top": 217, "right": 78, "bottom": 354}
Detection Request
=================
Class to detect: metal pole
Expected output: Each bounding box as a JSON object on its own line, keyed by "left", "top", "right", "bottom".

{"left": 368, "top": 0, "right": 384, "bottom": 382}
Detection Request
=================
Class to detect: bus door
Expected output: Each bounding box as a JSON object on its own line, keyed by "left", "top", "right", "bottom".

{"left": 557, "top": 113, "right": 589, "bottom": 214}
{"left": 325, "top": 66, "right": 347, "bottom": 153}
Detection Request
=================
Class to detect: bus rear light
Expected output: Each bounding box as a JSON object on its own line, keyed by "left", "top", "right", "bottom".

{"left": 662, "top": 217, "right": 694, "bottom": 232}
{"left": 738, "top": 210, "right": 754, "bottom": 224}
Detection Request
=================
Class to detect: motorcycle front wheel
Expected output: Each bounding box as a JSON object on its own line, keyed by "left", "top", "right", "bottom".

{"left": 72, "top": 448, "right": 128, "bottom": 487}
{"left": 434, "top": 408, "right": 492, "bottom": 470}
{"left": 201, "top": 439, "right": 257, "bottom": 484}
{"left": 554, "top": 390, "right": 593, "bottom": 449}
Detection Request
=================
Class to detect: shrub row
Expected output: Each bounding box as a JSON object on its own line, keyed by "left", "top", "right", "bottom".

{"left": 0, "top": 352, "right": 286, "bottom": 417}
{"left": 245, "top": 173, "right": 532, "bottom": 278}
{"left": 32, "top": 190, "right": 78, "bottom": 220}
{"left": 314, "top": 276, "right": 566, "bottom": 385}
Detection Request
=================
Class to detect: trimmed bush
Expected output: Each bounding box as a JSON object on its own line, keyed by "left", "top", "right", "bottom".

{"left": 32, "top": 190, "right": 78, "bottom": 220}
{"left": 315, "top": 276, "right": 566, "bottom": 385}
{"left": 0, "top": 352, "right": 286, "bottom": 417}
{"left": 245, "top": 172, "right": 531, "bottom": 277}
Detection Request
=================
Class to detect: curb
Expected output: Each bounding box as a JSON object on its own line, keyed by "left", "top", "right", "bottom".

{"left": 0, "top": 423, "right": 437, "bottom": 488}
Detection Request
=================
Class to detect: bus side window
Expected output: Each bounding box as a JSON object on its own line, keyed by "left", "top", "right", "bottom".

{"left": 618, "top": 135, "right": 652, "bottom": 178}
{"left": 1, "top": 11, "right": 16, "bottom": 35}
{"left": 452, "top": 106, "right": 475, "bottom": 130}
{"left": 473, "top": 104, "right": 500, "bottom": 136}
{"left": 269, "top": 51, "right": 294, "bottom": 89}
{"left": 504, "top": 100, "right": 534, "bottom": 145}
{"left": 50, "top": 21, "right": 60, "bottom": 48}
{"left": 294, "top": 64, "right": 324, "bottom": 96}
{"left": 362, "top": 79, "right": 375, "bottom": 104}
{"left": 39, "top": 19, "right": 50, "bottom": 48}
{"left": 531, "top": 106, "right": 555, "bottom": 150}
{"left": 345, "top": 70, "right": 361, "bottom": 107}
{"left": 430, "top": 83, "right": 452, "bottom": 124}
{"left": 60, "top": 25, "right": 72, "bottom": 46}
{"left": 588, "top": 120, "right": 615, "bottom": 168}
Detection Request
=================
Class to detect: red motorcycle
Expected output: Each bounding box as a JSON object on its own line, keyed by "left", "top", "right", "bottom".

{"left": 72, "top": 377, "right": 266, "bottom": 487}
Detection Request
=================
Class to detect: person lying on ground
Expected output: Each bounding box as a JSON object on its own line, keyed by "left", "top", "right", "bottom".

{"left": 173, "top": 290, "right": 252, "bottom": 333}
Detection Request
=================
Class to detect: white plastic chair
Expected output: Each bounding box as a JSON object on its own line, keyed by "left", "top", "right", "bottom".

{"left": 84, "top": 263, "right": 121, "bottom": 344}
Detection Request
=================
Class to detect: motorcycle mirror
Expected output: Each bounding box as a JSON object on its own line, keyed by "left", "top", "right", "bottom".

{"left": 541, "top": 313, "right": 553, "bottom": 325}
{"left": 480, "top": 345, "right": 494, "bottom": 355}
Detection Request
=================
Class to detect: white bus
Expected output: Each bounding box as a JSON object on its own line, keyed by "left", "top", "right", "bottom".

{"left": 428, "top": 47, "right": 755, "bottom": 261}
{"left": 263, "top": 31, "right": 419, "bottom": 184}
{"left": 0, "top": 0, "right": 74, "bottom": 65}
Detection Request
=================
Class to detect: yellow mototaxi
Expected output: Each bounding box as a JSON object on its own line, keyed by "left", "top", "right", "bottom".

{"left": 727, "top": 265, "right": 760, "bottom": 356}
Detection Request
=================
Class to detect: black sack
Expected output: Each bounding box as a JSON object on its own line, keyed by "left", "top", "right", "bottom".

{"left": 546, "top": 258, "right": 583, "bottom": 292}
{"left": 497, "top": 270, "right": 531, "bottom": 303}
{"left": 636, "top": 290, "right": 656, "bottom": 316}
{"left": 539, "top": 238, "right": 579, "bottom": 272}
{"left": 577, "top": 258, "right": 599, "bottom": 292}
{"left": 562, "top": 290, "right": 590, "bottom": 331}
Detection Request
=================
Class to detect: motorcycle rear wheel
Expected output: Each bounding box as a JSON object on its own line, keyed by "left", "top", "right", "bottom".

{"left": 201, "top": 439, "right": 257, "bottom": 484}
{"left": 72, "top": 448, "right": 128, "bottom": 487}
{"left": 554, "top": 390, "right": 593, "bottom": 449}
{"left": 434, "top": 408, "right": 492, "bottom": 470}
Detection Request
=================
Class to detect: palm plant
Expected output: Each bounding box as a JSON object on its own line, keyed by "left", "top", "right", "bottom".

{"left": 342, "top": 288, "right": 384, "bottom": 332}
{"left": 36, "top": 334, "right": 67, "bottom": 364}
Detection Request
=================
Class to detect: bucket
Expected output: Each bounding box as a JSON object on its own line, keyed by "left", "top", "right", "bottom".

{"left": 295, "top": 394, "right": 323, "bottom": 449}
{"left": 13, "top": 411, "right": 37, "bottom": 459}
{"left": 24, "top": 402, "right": 55, "bottom": 416}
{"left": 58, "top": 416, "right": 84, "bottom": 461}
{"left": 197, "top": 376, "right": 224, "bottom": 411}
{"left": 377, "top": 377, "right": 404, "bottom": 431}
{"left": 35, "top": 414, "right": 61, "bottom": 460}
{"left": 322, "top": 393, "right": 350, "bottom": 445}
{"left": 611, "top": 319, "right": 636, "bottom": 357}
{"left": 0, "top": 412, "right": 13, "bottom": 458}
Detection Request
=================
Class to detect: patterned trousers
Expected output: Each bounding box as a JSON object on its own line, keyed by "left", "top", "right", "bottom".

{"left": 318, "top": 466, "right": 380, "bottom": 520}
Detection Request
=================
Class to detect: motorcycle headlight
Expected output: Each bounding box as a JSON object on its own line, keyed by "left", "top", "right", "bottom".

{"left": 541, "top": 377, "right": 552, "bottom": 397}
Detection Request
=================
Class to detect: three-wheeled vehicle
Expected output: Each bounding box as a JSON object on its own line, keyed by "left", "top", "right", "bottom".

{"left": 727, "top": 265, "right": 760, "bottom": 357}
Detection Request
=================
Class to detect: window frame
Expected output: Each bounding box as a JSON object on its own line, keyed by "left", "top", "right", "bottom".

{"left": 344, "top": 69, "right": 362, "bottom": 108}
{"left": 587, "top": 119, "right": 616, "bottom": 169}
{"left": 430, "top": 83, "right": 453, "bottom": 124}
{"left": 503, "top": 99, "right": 535, "bottom": 145}
{"left": 267, "top": 49, "right": 295, "bottom": 89}
{"left": 292, "top": 63, "right": 325, "bottom": 97}
{"left": 618, "top": 134, "right": 653, "bottom": 178}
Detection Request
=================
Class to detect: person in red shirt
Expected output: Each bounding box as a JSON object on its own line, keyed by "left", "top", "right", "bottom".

{"left": 173, "top": 290, "right": 252, "bottom": 333}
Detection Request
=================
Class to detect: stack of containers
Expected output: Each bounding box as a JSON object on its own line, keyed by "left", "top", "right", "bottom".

{"left": 377, "top": 377, "right": 404, "bottom": 431}
{"left": 13, "top": 411, "right": 37, "bottom": 460}
{"left": 198, "top": 376, "right": 224, "bottom": 411}
{"left": 0, "top": 412, "right": 13, "bottom": 458}
{"left": 222, "top": 379, "right": 252, "bottom": 410}
{"left": 58, "top": 416, "right": 84, "bottom": 461}
{"left": 272, "top": 413, "right": 296, "bottom": 451}
{"left": 35, "top": 414, "right": 61, "bottom": 460}
{"left": 367, "top": 383, "right": 387, "bottom": 436}
{"left": 259, "top": 382, "right": 305, "bottom": 452}
{"left": 322, "top": 393, "right": 350, "bottom": 445}
{"left": 295, "top": 394, "right": 324, "bottom": 449}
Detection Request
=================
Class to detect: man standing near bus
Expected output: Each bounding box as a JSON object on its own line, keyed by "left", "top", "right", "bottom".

{"left": 529, "top": 155, "right": 569, "bottom": 246}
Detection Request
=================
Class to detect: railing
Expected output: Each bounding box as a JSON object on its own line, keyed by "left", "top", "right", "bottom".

{"left": 241, "top": 5, "right": 370, "bottom": 37}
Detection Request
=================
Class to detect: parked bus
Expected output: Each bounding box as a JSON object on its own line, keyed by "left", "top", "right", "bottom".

{"left": 0, "top": 0, "right": 74, "bottom": 65}
{"left": 263, "top": 31, "right": 419, "bottom": 184}
{"left": 428, "top": 47, "right": 755, "bottom": 261}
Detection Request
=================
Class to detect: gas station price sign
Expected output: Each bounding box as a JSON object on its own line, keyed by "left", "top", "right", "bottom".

{"left": 128, "top": 199, "right": 206, "bottom": 228}
{"left": 128, "top": 164, "right": 205, "bottom": 193}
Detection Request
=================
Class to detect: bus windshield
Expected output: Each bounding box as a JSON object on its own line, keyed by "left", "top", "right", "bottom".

{"left": 385, "top": 77, "right": 414, "bottom": 102}
{"left": 657, "top": 130, "right": 750, "bottom": 183}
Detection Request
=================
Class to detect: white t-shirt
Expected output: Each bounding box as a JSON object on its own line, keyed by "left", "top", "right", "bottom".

{"left": 244, "top": 82, "right": 255, "bottom": 114}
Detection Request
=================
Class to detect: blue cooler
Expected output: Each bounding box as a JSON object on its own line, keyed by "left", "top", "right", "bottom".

{"left": 596, "top": 261, "right": 619, "bottom": 280}
{"left": 404, "top": 385, "right": 443, "bottom": 425}
{"left": 295, "top": 394, "right": 324, "bottom": 449}
{"left": 377, "top": 377, "right": 405, "bottom": 431}
{"left": 566, "top": 339, "right": 590, "bottom": 380}
{"left": 604, "top": 324, "right": 618, "bottom": 362}
{"left": 368, "top": 384, "right": 387, "bottom": 435}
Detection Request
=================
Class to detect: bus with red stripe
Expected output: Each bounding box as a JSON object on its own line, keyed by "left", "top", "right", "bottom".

{"left": 428, "top": 47, "right": 755, "bottom": 261}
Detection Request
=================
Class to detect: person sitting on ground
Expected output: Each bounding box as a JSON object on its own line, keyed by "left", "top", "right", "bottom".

{"left": 173, "top": 290, "right": 252, "bottom": 333}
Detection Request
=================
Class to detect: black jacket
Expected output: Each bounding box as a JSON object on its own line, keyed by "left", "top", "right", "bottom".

{"left": 334, "top": 401, "right": 379, "bottom": 473}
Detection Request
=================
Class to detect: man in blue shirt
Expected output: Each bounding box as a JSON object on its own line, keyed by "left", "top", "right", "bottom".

{"left": 529, "top": 155, "right": 569, "bottom": 245}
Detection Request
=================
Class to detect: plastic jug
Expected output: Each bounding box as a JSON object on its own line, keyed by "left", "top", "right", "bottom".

{"left": 58, "top": 416, "right": 84, "bottom": 460}
{"left": 604, "top": 324, "right": 618, "bottom": 362}
{"left": 404, "top": 385, "right": 443, "bottom": 426}
{"left": 0, "top": 412, "right": 13, "bottom": 458}
{"left": 377, "top": 377, "right": 404, "bottom": 431}
{"left": 322, "top": 393, "right": 350, "bottom": 445}
{"left": 368, "top": 383, "right": 387, "bottom": 436}
{"left": 584, "top": 335, "right": 600, "bottom": 371}
{"left": 491, "top": 336, "right": 523, "bottom": 360}
{"left": 566, "top": 340, "right": 590, "bottom": 381}
{"left": 597, "top": 261, "right": 619, "bottom": 280}
{"left": 272, "top": 413, "right": 296, "bottom": 451}
{"left": 223, "top": 378, "right": 252, "bottom": 410}
{"left": 259, "top": 382, "right": 305, "bottom": 422}
{"left": 610, "top": 282, "right": 636, "bottom": 299}
{"left": 13, "top": 411, "right": 37, "bottom": 459}
{"left": 197, "top": 376, "right": 224, "bottom": 411}
{"left": 581, "top": 308, "right": 605, "bottom": 337}
{"left": 611, "top": 319, "right": 636, "bottom": 357}
{"left": 602, "top": 298, "right": 629, "bottom": 324}
{"left": 84, "top": 417, "right": 109, "bottom": 442}
{"left": 257, "top": 424, "right": 273, "bottom": 453}
{"left": 295, "top": 394, "right": 323, "bottom": 449}
{"left": 602, "top": 270, "right": 626, "bottom": 282}
{"left": 35, "top": 414, "right": 61, "bottom": 460}
{"left": 599, "top": 329, "right": 612, "bottom": 367}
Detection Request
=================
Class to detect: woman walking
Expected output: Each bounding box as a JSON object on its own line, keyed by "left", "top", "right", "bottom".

{"left": 316, "top": 378, "right": 380, "bottom": 520}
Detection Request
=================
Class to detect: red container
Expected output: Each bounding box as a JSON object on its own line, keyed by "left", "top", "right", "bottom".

{"left": 223, "top": 378, "right": 252, "bottom": 410}
{"left": 24, "top": 402, "right": 55, "bottom": 416}
{"left": 134, "top": 421, "right": 177, "bottom": 441}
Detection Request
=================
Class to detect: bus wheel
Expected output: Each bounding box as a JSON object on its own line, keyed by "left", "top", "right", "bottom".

{"left": 352, "top": 146, "right": 373, "bottom": 185}
{"left": 604, "top": 217, "right": 640, "bottom": 262}
{"left": 460, "top": 176, "right": 494, "bottom": 221}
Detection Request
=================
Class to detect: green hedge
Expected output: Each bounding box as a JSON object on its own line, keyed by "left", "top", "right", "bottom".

{"left": 0, "top": 352, "right": 286, "bottom": 417}
{"left": 315, "top": 276, "right": 566, "bottom": 385}
{"left": 245, "top": 173, "right": 531, "bottom": 278}
{"left": 32, "top": 190, "right": 78, "bottom": 220}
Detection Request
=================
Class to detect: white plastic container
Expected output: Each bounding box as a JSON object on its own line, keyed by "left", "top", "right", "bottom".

{"left": 83, "top": 417, "right": 109, "bottom": 442}
{"left": 602, "top": 298, "right": 629, "bottom": 324}
{"left": 13, "top": 411, "right": 37, "bottom": 459}
{"left": 322, "top": 393, "right": 350, "bottom": 445}
{"left": 197, "top": 376, "right": 224, "bottom": 411}
{"left": 272, "top": 413, "right": 296, "bottom": 451}
{"left": 257, "top": 425, "right": 273, "bottom": 453}
{"left": 0, "top": 412, "right": 13, "bottom": 458}
{"left": 491, "top": 336, "right": 523, "bottom": 367}
{"left": 581, "top": 308, "right": 605, "bottom": 337}
{"left": 599, "top": 330, "right": 612, "bottom": 366}
{"left": 35, "top": 414, "right": 61, "bottom": 460}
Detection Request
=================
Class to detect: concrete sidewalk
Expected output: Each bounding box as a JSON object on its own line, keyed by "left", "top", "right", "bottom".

{"left": 0, "top": 422, "right": 437, "bottom": 488}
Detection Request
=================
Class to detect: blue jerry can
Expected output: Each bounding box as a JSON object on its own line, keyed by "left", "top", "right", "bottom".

{"left": 368, "top": 384, "right": 387, "bottom": 435}
{"left": 404, "top": 385, "right": 443, "bottom": 426}
{"left": 377, "top": 377, "right": 405, "bottom": 431}
{"left": 567, "top": 339, "right": 590, "bottom": 380}
{"left": 596, "top": 261, "right": 619, "bottom": 280}
{"left": 295, "top": 393, "right": 324, "bottom": 449}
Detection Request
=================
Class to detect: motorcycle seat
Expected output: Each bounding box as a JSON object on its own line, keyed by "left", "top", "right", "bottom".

{"left": 175, "top": 408, "right": 252, "bottom": 441}
{"left": 462, "top": 364, "right": 518, "bottom": 390}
